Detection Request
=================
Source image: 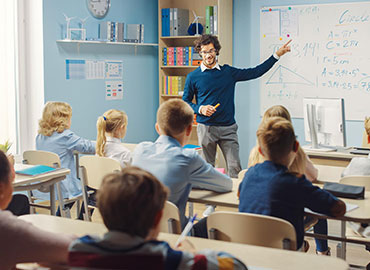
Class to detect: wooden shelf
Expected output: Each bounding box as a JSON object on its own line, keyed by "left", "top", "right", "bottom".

{"left": 160, "top": 35, "right": 199, "bottom": 39}
{"left": 56, "top": 40, "right": 158, "bottom": 47}
{"left": 161, "top": 94, "right": 183, "bottom": 98}
{"left": 160, "top": 66, "right": 199, "bottom": 69}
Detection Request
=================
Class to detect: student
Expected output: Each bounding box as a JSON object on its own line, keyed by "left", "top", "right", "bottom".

{"left": 239, "top": 117, "right": 346, "bottom": 252}
{"left": 341, "top": 117, "right": 370, "bottom": 237}
{"left": 0, "top": 150, "right": 74, "bottom": 269}
{"left": 248, "top": 105, "right": 318, "bottom": 182}
{"left": 132, "top": 99, "right": 232, "bottom": 235}
{"left": 68, "top": 166, "right": 247, "bottom": 270}
{"left": 35, "top": 102, "right": 95, "bottom": 212}
{"left": 4, "top": 154, "right": 30, "bottom": 216}
{"left": 96, "top": 109, "right": 131, "bottom": 168}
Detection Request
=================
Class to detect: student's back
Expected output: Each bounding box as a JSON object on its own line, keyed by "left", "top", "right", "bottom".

{"left": 132, "top": 99, "right": 231, "bottom": 228}
{"left": 35, "top": 102, "right": 95, "bottom": 200}
{"left": 239, "top": 160, "right": 336, "bottom": 248}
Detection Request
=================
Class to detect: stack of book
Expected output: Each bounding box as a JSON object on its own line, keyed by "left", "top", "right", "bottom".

{"left": 161, "top": 8, "right": 189, "bottom": 37}
{"left": 162, "top": 47, "right": 202, "bottom": 66}
{"left": 162, "top": 76, "right": 186, "bottom": 96}
{"left": 205, "top": 6, "right": 218, "bottom": 35}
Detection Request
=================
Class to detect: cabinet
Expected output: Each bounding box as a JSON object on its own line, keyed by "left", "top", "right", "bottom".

{"left": 158, "top": 0, "right": 233, "bottom": 144}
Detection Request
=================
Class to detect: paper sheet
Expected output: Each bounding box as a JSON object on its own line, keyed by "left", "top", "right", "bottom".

{"left": 106, "top": 81, "right": 123, "bottom": 100}
{"left": 66, "top": 59, "right": 86, "bottom": 80}
{"left": 105, "top": 60, "right": 123, "bottom": 79}
{"left": 261, "top": 9, "right": 280, "bottom": 37}
{"left": 86, "top": 60, "right": 105, "bottom": 79}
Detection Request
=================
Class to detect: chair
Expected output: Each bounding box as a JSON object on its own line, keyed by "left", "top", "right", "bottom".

{"left": 159, "top": 201, "right": 181, "bottom": 234}
{"left": 23, "top": 150, "right": 82, "bottom": 217}
{"left": 340, "top": 175, "right": 370, "bottom": 190}
{"left": 207, "top": 211, "right": 297, "bottom": 250}
{"left": 79, "top": 155, "right": 121, "bottom": 221}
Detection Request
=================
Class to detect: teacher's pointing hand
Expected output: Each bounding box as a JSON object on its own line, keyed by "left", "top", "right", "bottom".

{"left": 276, "top": 39, "right": 292, "bottom": 57}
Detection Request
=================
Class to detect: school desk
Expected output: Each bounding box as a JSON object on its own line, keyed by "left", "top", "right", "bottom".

{"left": 304, "top": 147, "right": 363, "bottom": 167}
{"left": 17, "top": 214, "right": 349, "bottom": 270}
{"left": 14, "top": 164, "right": 70, "bottom": 216}
{"left": 188, "top": 179, "right": 370, "bottom": 260}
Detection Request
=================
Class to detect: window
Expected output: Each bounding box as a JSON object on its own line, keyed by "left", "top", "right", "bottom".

{"left": 0, "top": 0, "right": 44, "bottom": 155}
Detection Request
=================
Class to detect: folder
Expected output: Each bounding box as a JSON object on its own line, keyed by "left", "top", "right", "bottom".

{"left": 16, "top": 165, "right": 57, "bottom": 176}
{"left": 174, "top": 8, "right": 189, "bottom": 36}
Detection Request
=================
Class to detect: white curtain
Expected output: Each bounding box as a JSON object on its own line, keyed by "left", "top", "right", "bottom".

{"left": 0, "top": 0, "right": 44, "bottom": 155}
{"left": 0, "top": 1, "right": 18, "bottom": 153}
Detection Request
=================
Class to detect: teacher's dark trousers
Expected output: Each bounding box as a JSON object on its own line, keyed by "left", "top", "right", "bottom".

{"left": 197, "top": 123, "right": 241, "bottom": 178}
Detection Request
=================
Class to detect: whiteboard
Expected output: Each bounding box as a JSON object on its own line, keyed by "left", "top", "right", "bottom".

{"left": 260, "top": 2, "right": 370, "bottom": 120}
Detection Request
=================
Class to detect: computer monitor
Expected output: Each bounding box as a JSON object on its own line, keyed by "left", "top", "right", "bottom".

{"left": 303, "top": 97, "right": 346, "bottom": 150}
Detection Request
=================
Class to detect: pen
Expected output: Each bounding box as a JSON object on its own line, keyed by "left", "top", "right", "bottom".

{"left": 175, "top": 214, "right": 197, "bottom": 247}
{"left": 214, "top": 103, "right": 220, "bottom": 109}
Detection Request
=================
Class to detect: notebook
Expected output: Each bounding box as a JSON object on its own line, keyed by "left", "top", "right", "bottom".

{"left": 16, "top": 165, "right": 56, "bottom": 176}
{"left": 183, "top": 144, "right": 201, "bottom": 150}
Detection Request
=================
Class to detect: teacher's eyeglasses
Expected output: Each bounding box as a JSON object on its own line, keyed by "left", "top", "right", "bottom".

{"left": 199, "top": 49, "right": 217, "bottom": 56}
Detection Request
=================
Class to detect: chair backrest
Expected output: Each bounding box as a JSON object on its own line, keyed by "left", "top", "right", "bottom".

{"left": 207, "top": 211, "right": 297, "bottom": 250}
{"left": 238, "top": 169, "right": 247, "bottom": 180}
{"left": 159, "top": 201, "right": 181, "bottom": 234}
{"left": 79, "top": 156, "right": 121, "bottom": 189}
{"left": 23, "top": 150, "right": 61, "bottom": 168}
{"left": 340, "top": 175, "right": 370, "bottom": 190}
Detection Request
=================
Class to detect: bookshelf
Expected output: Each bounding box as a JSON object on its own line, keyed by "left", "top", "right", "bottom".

{"left": 158, "top": 0, "right": 233, "bottom": 144}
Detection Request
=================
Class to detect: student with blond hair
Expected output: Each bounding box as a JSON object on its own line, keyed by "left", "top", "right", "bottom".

{"left": 96, "top": 109, "right": 131, "bottom": 168}
{"left": 248, "top": 105, "right": 318, "bottom": 182}
{"left": 35, "top": 101, "right": 95, "bottom": 214}
{"left": 132, "top": 99, "right": 232, "bottom": 236}
{"left": 69, "top": 166, "right": 247, "bottom": 270}
{"left": 239, "top": 117, "right": 346, "bottom": 252}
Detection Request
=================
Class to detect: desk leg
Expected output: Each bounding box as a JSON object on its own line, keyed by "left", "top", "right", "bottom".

{"left": 188, "top": 202, "right": 194, "bottom": 217}
{"left": 337, "top": 220, "right": 347, "bottom": 260}
{"left": 49, "top": 185, "right": 56, "bottom": 216}
{"left": 56, "top": 182, "right": 66, "bottom": 218}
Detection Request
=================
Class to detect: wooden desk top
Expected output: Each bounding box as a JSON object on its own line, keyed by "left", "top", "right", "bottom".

{"left": 14, "top": 164, "right": 70, "bottom": 188}
{"left": 18, "top": 214, "right": 349, "bottom": 270}
{"left": 189, "top": 179, "right": 370, "bottom": 223}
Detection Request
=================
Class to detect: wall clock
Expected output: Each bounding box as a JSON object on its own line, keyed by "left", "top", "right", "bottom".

{"left": 86, "top": 0, "right": 110, "bottom": 19}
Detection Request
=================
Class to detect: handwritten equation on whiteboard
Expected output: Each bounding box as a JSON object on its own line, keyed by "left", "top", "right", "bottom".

{"left": 260, "top": 3, "right": 370, "bottom": 120}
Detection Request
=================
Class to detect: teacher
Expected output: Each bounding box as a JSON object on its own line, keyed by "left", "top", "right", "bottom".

{"left": 183, "top": 34, "right": 291, "bottom": 178}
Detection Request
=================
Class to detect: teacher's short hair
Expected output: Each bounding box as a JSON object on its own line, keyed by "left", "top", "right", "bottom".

{"left": 157, "top": 99, "right": 194, "bottom": 137}
{"left": 194, "top": 34, "right": 222, "bottom": 56}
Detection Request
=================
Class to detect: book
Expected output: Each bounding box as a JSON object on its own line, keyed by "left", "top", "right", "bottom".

{"left": 183, "top": 144, "right": 201, "bottom": 150}
{"left": 16, "top": 165, "right": 56, "bottom": 176}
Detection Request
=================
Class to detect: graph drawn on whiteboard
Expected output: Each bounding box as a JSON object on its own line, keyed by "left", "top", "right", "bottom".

{"left": 266, "top": 65, "right": 315, "bottom": 86}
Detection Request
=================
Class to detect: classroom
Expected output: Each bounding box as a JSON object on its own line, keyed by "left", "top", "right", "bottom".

{"left": 1, "top": 0, "right": 370, "bottom": 269}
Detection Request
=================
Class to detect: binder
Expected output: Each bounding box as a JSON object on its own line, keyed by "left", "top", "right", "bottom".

{"left": 115, "top": 22, "right": 124, "bottom": 42}
{"left": 213, "top": 5, "right": 218, "bottom": 35}
{"left": 205, "top": 6, "right": 213, "bottom": 34}
{"left": 174, "top": 8, "right": 189, "bottom": 36}
{"left": 210, "top": 15, "right": 214, "bottom": 34}
{"left": 140, "top": 24, "right": 144, "bottom": 43}
{"left": 161, "top": 9, "right": 166, "bottom": 36}
{"left": 169, "top": 8, "right": 174, "bottom": 36}
{"left": 127, "top": 24, "right": 141, "bottom": 41}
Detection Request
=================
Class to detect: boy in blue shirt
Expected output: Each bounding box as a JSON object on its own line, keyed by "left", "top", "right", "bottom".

{"left": 239, "top": 117, "right": 346, "bottom": 251}
{"left": 132, "top": 99, "right": 232, "bottom": 236}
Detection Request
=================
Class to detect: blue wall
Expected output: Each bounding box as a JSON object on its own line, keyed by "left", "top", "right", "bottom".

{"left": 234, "top": 0, "right": 368, "bottom": 168}
{"left": 43, "top": 0, "right": 159, "bottom": 143}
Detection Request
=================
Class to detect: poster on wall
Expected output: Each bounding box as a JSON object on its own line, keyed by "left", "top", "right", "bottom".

{"left": 65, "top": 59, "right": 86, "bottom": 80}
{"left": 105, "top": 60, "right": 123, "bottom": 79}
{"left": 105, "top": 81, "right": 123, "bottom": 100}
{"left": 86, "top": 60, "right": 105, "bottom": 79}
